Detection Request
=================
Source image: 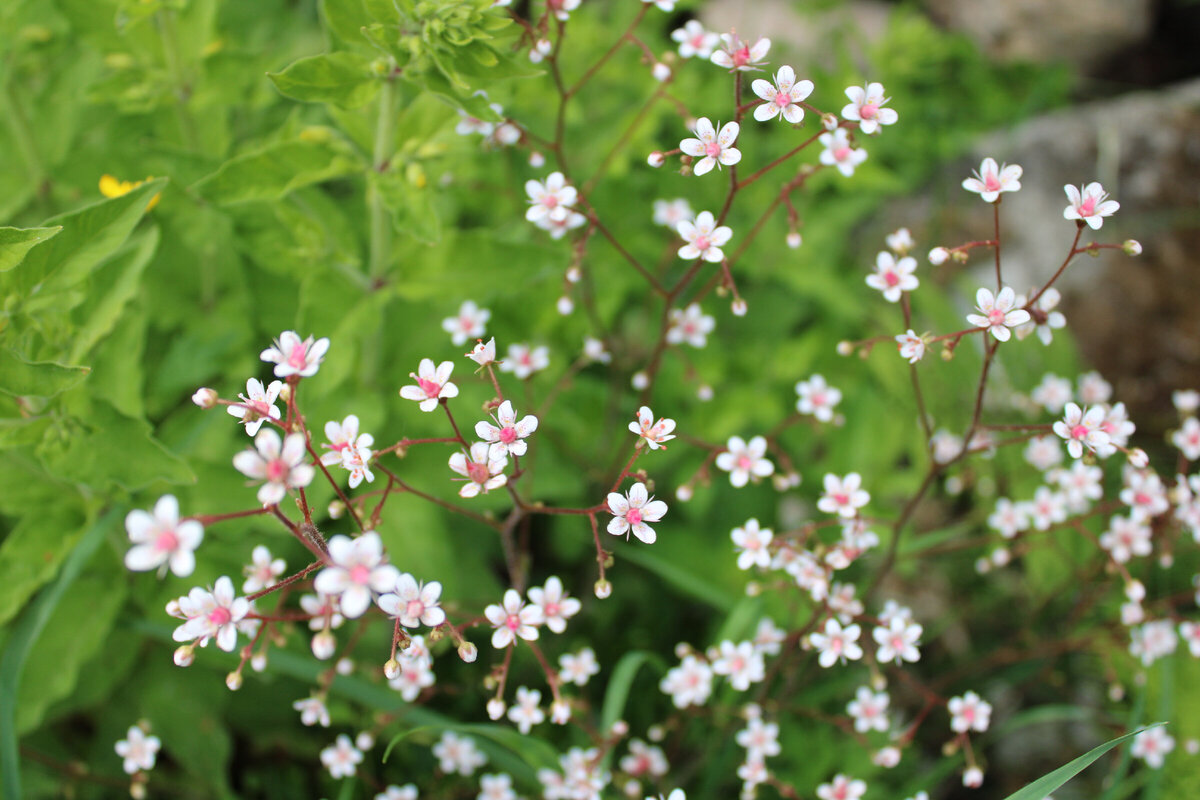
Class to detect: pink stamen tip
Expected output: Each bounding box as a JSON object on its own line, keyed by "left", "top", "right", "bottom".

{"left": 1078, "top": 197, "right": 1096, "bottom": 216}
{"left": 287, "top": 342, "right": 308, "bottom": 369}
{"left": 1070, "top": 424, "right": 1090, "bottom": 440}
{"left": 859, "top": 103, "right": 878, "bottom": 120}
{"left": 626, "top": 508, "right": 643, "bottom": 526}
{"left": 155, "top": 530, "right": 179, "bottom": 552}
{"left": 737, "top": 455, "right": 754, "bottom": 471}
{"left": 349, "top": 564, "right": 371, "bottom": 585}
{"left": 987, "top": 309, "right": 1006, "bottom": 325}
{"left": 406, "top": 599, "right": 424, "bottom": 619}
{"left": 265, "top": 459, "right": 288, "bottom": 483}
{"left": 704, "top": 141, "right": 722, "bottom": 158}
{"left": 209, "top": 607, "right": 232, "bottom": 626}
{"left": 884, "top": 272, "right": 900, "bottom": 287}
{"left": 833, "top": 146, "right": 851, "bottom": 161}
{"left": 505, "top": 614, "right": 521, "bottom": 631}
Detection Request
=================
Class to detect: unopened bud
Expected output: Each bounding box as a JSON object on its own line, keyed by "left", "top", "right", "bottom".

{"left": 550, "top": 698, "right": 570, "bottom": 724}
{"left": 991, "top": 548, "right": 1010, "bottom": 567}
{"left": 384, "top": 658, "right": 401, "bottom": 680}
{"left": 278, "top": 383, "right": 292, "bottom": 402}
{"left": 697, "top": 384, "right": 713, "bottom": 401}
{"left": 963, "top": 766, "right": 983, "bottom": 788}
{"left": 1108, "top": 682, "right": 1125, "bottom": 701}
{"left": 458, "top": 641, "right": 478, "bottom": 662}
{"left": 786, "top": 231, "right": 802, "bottom": 249}
{"left": 928, "top": 247, "right": 949, "bottom": 266}
{"left": 647, "top": 725, "right": 665, "bottom": 742}
{"left": 328, "top": 500, "right": 345, "bottom": 519}
{"left": 731, "top": 297, "right": 747, "bottom": 317}
{"left": 312, "top": 630, "right": 336, "bottom": 660}
{"left": 1127, "top": 447, "right": 1148, "bottom": 468}
{"left": 130, "top": 780, "right": 147, "bottom": 800}
{"left": 566, "top": 265, "right": 581, "bottom": 283}
{"left": 821, "top": 112, "right": 839, "bottom": 130}
{"left": 487, "top": 698, "right": 506, "bottom": 720}
{"left": 974, "top": 557, "right": 991, "bottom": 574}
{"left": 251, "top": 651, "right": 268, "bottom": 672}
{"left": 529, "top": 151, "right": 546, "bottom": 168}
{"left": 836, "top": 340, "right": 853, "bottom": 356}
{"left": 1123, "top": 239, "right": 1142, "bottom": 256}
{"left": 173, "top": 645, "right": 195, "bottom": 667}
{"left": 225, "top": 671, "right": 243, "bottom": 691}
{"left": 652, "top": 62, "right": 671, "bottom": 82}
{"left": 191, "top": 387, "right": 218, "bottom": 408}
{"left": 594, "top": 578, "right": 613, "bottom": 599}
{"left": 336, "top": 658, "right": 354, "bottom": 675}
{"left": 631, "top": 371, "right": 649, "bottom": 391}
{"left": 647, "top": 151, "right": 665, "bottom": 168}
{"left": 873, "top": 746, "right": 901, "bottom": 768}
{"left": 675, "top": 484, "right": 693, "bottom": 501}
{"left": 610, "top": 719, "right": 629, "bottom": 737}
{"left": 1125, "top": 579, "right": 1146, "bottom": 602}
{"left": 556, "top": 296, "right": 574, "bottom": 315}
{"left": 355, "top": 732, "right": 375, "bottom": 750}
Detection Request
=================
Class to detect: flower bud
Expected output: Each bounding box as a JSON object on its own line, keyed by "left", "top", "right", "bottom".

{"left": 312, "top": 630, "right": 336, "bottom": 660}
{"left": 566, "top": 266, "right": 582, "bottom": 283}
{"left": 336, "top": 658, "right": 354, "bottom": 675}
{"left": 529, "top": 151, "right": 546, "bottom": 168}
{"left": 487, "top": 698, "right": 506, "bottom": 720}
{"left": 974, "top": 557, "right": 991, "bottom": 574}
{"left": 647, "top": 151, "right": 665, "bottom": 168}
{"left": 1186, "top": 738, "right": 1200, "bottom": 755}
{"left": 631, "top": 371, "right": 649, "bottom": 391}
{"left": 928, "top": 247, "right": 949, "bottom": 266}
{"left": 328, "top": 500, "right": 345, "bottom": 519}
{"left": 550, "top": 698, "right": 570, "bottom": 724}
{"left": 191, "top": 387, "right": 218, "bottom": 408}
{"left": 647, "top": 724, "right": 665, "bottom": 742}
{"left": 1123, "top": 239, "right": 1142, "bottom": 256}
{"left": 836, "top": 340, "right": 853, "bottom": 356}
{"left": 821, "top": 112, "right": 839, "bottom": 130}
{"left": 731, "top": 298, "right": 748, "bottom": 317}
{"left": 963, "top": 766, "right": 983, "bottom": 788}
{"left": 594, "top": 578, "right": 613, "bottom": 599}
{"left": 225, "top": 671, "right": 243, "bottom": 691}
{"left": 652, "top": 62, "right": 671, "bottom": 82}
{"left": 251, "top": 651, "right": 268, "bottom": 672}
{"left": 556, "top": 296, "right": 574, "bottom": 315}
{"left": 873, "top": 746, "right": 901, "bottom": 768}
{"left": 458, "top": 641, "right": 478, "bottom": 663}
{"left": 1127, "top": 447, "right": 1148, "bottom": 468}
{"left": 173, "top": 645, "right": 195, "bottom": 667}
{"left": 278, "top": 383, "right": 292, "bottom": 402}
{"left": 675, "top": 484, "right": 693, "bottom": 501}
{"left": 623, "top": 780, "right": 642, "bottom": 799}
{"left": 696, "top": 384, "right": 713, "bottom": 401}
{"left": 384, "top": 658, "right": 401, "bottom": 680}
{"left": 1108, "top": 682, "right": 1125, "bottom": 701}
{"left": 610, "top": 719, "right": 629, "bottom": 737}
{"left": 130, "top": 780, "right": 147, "bottom": 800}
{"left": 990, "top": 548, "right": 1010, "bottom": 567}
{"left": 355, "top": 732, "right": 375, "bottom": 750}
{"left": 1125, "top": 579, "right": 1146, "bottom": 602}
{"left": 786, "top": 231, "right": 802, "bottom": 249}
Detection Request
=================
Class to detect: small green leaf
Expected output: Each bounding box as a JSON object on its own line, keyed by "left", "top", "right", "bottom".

{"left": 268, "top": 52, "right": 380, "bottom": 109}
{"left": 1002, "top": 724, "right": 1165, "bottom": 800}
{"left": 68, "top": 226, "right": 160, "bottom": 363}
{"left": 0, "top": 350, "right": 89, "bottom": 398}
{"left": 600, "top": 650, "right": 665, "bottom": 733}
{"left": 0, "top": 226, "right": 61, "bottom": 272}
{"left": 193, "top": 140, "right": 362, "bottom": 205}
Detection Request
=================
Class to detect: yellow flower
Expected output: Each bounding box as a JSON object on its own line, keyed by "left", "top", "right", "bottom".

{"left": 98, "top": 174, "right": 161, "bottom": 211}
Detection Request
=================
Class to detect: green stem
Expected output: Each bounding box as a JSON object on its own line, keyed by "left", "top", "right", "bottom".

{"left": 157, "top": 9, "right": 199, "bottom": 151}
{"left": 368, "top": 79, "right": 396, "bottom": 279}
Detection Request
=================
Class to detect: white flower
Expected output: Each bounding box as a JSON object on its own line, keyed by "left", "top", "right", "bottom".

{"left": 378, "top": 573, "right": 446, "bottom": 628}
{"left": 242, "top": 544, "right": 285, "bottom": 593}
{"left": 1063, "top": 182, "right": 1119, "bottom": 229}
{"left": 607, "top": 482, "right": 668, "bottom": 544}
{"left": 1015, "top": 288, "right": 1067, "bottom": 345}
{"left": 1130, "top": 619, "right": 1177, "bottom": 666}
{"left": 484, "top": 589, "right": 544, "bottom": 649}
{"left": 175, "top": 576, "right": 249, "bottom": 652}
{"left": 228, "top": 378, "right": 283, "bottom": 436}
{"left": 1173, "top": 416, "right": 1200, "bottom": 459}
{"left": 816, "top": 774, "right": 867, "bottom": 800}
{"left": 711, "top": 33, "right": 770, "bottom": 72}
{"left": 948, "top": 691, "right": 992, "bottom": 733}
{"left": 232, "top": 429, "right": 315, "bottom": 506}
{"left": 449, "top": 442, "right": 508, "bottom": 498}
{"left": 467, "top": 337, "right": 497, "bottom": 367}
{"left": 314, "top": 532, "right": 401, "bottom": 619}
{"left": 671, "top": 20, "right": 718, "bottom": 59}
{"left": 872, "top": 617, "right": 922, "bottom": 665}
{"left": 732, "top": 519, "right": 773, "bottom": 570}
{"left": 653, "top": 198, "right": 694, "bottom": 228}
{"left": 534, "top": 209, "right": 587, "bottom": 239}
{"left": 1173, "top": 389, "right": 1200, "bottom": 415}
{"left": 736, "top": 717, "right": 781, "bottom": 759}
{"left": 442, "top": 300, "right": 491, "bottom": 347}
{"left": 476, "top": 401, "right": 538, "bottom": 459}
{"left": 659, "top": 654, "right": 713, "bottom": 708}
{"left": 376, "top": 785, "right": 418, "bottom": 800}
{"left": 1099, "top": 515, "right": 1151, "bottom": 563}
{"left": 677, "top": 210, "right": 733, "bottom": 264}
{"left": 499, "top": 343, "right": 549, "bottom": 379}
{"left": 841, "top": 81, "right": 897, "bottom": 134}
{"left": 260, "top": 330, "right": 330, "bottom": 378}
{"left": 966, "top": 286, "right": 1031, "bottom": 341}
{"left": 294, "top": 694, "right": 330, "bottom": 727}
{"left": 988, "top": 498, "right": 1029, "bottom": 539}
{"left": 582, "top": 336, "right": 610, "bottom": 364}
{"left": 962, "top": 157, "right": 1022, "bottom": 202}
{"left": 545, "top": 0, "right": 580, "bottom": 22}
{"left": 895, "top": 329, "right": 926, "bottom": 363}
{"left": 321, "top": 734, "right": 363, "bottom": 778}
{"left": 508, "top": 686, "right": 545, "bottom": 734}
{"left": 886, "top": 227, "right": 914, "bottom": 254}
{"left": 865, "top": 251, "right": 918, "bottom": 302}
{"left": 847, "top": 687, "right": 890, "bottom": 733}
{"left": 630, "top": 406, "right": 676, "bottom": 450}
{"left": 1131, "top": 726, "right": 1175, "bottom": 769}
{"left": 432, "top": 731, "right": 488, "bottom": 775}
{"left": 479, "top": 773, "right": 517, "bottom": 800}
{"left": 666, "top": 303, "right": 716, "bottom": 347}
{"left": 528, "top": 576, "right": 581, "bottom": 634}
{"left": 818, "top": 473, "right": 870, "bottom": 518}
{"left": 680, "top": 118, "right": 741, "bottom": 177}
{"left": 753, "top": 618, "right": 786, "bottom": 655}
{"left": 400, "top": 358, "right": 458, "bottom": 412}
{"left": 124, "top": 495, "right": 204, "bottom": 578}
{"left": 1078, "top": 371, "right": 1113, "bottom": 404}
{"left": 716, "top": 435, "right": 775, "bottom": 487}
{"left": 1053, "top": 402, "right": 1110, "bottom": 459}
{"left": 526, "top": 172, "right": 578, "bottom": 223}
{"left": 810, "top": 619, "right": 863, "bottom": 667}
{"left": 1031, "top": 373, "right": 1073, "bottom": 414}
{"left": 321, "top": 414, "right": 375, "bottom": 488}
{"left": 751, "top": 65, "right": 813, "bottom": 124}
{"left": 558, "top": 647, "right": 600, "bottom": 686}
{"left": 819, "top": 128, "right": 868, "bottom": 176}
{"left": 115, "top": 725, "right": 160, "bottom": 775}
{"left": 711, "top": 640, "right": 765, "bottom": 690}
{"left": 795, "top": 374, "right": 842, "bottom": 422}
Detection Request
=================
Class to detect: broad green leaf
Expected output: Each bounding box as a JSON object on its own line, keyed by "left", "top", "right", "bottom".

{"left": 0, "top": 226, "right": 60, "bottom": 272}
{"left": 0, "top": 506, "right": 86, "bottom": 627}
{"left": 374, "top": 171, "right": 441, "bottom": 245}
{"left": 268, "top": 52, "right": 380, "bottom": 109}
{"left": 0, "top": 349, "right": 89, "bottom": 398}
{"left": 1003, "top": 724, "right": 1165, "bottom": 800}
{"left": 618, "top": 546, "right": 737, "bottom": 611}
{"left": 0, "top": 507, "right": 113, "bottom": 800}
{"left": 68, "top": 226, "right": 160, "bottom": 363}
{"left": 193, "top": 139, "right": 362, "bottom": 205}
{"left": 599, "top": 650, "right": 665, "bottom": 734}
{"left": 320, "top": 0, "right": 373, "bottom": 46}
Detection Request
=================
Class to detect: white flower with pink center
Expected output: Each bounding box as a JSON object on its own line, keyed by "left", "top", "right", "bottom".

{"left": 711, "top": 33, "right": 770, "bottom": 72}
{"left": 659, "top": 654, "right": 713, "bottom": 708}
{"left": 228, "top": 378, "right": 283, "bottom": 436}
{"left": 818, "top": 128, "right": 868, "bottom": 177}
{"left": 1099, "top": 515, "right": 1151, "bottom": 563}
{"left": 314, "top": 532, "right": 401, "bottom": 619}
{"left": 847, "top": 686, "right": 890, "bottom": 733}
{"left": 115, "top": 725, "right": 160, "bottom": 775}
{"left": 320, "top": 414, "right": 375, "bottom": 488}
{"left": 242, "top": 544, "right": 285, "bottom": 593}
{"left": 630, "top": 405, "right": 676, "bottom": 450}
{"left": 507, "top": 686, "right": 545, "bottom": 734}
{"left": 671, "top": 20, "right": 719, "bottom": 59}
{"left": 525, "top": 171, "right": 577, "bottom": 223}
{"left": 988, "top": 498, "right": 1028, "bottom": 539}
{"left": 1120, "top": 469, "right": 1169, "bottom": 520}
{"left": 1180, "top": 621, "right": 1200, "bottom": 657}
{"left": 320, "top": 734, "right": 363, "bottom": 779}
{"left": 1032, "top": 373, "right": 1073, "bottom": 414}
{"left": 716, "top": 435, "right": 775, "bottom": 488}
{"left": 653, "top": 197, "right": 694, "bottom": 228}
{"left": 607, "top": 481, "right": 668, "bottom": 544}
{"left": 534, "top": 209, "right": 586, "bottom": 239}
{"left": 948, "top": 690, "right": 992, "bottom": 733}
{"left": 527, "top": 576, "right": 581, "bottom": 634}
{"left": 865, "top": 251, "right": 918, "bottom": 303}
{"left": 432, "top": 731, "right": 488, "bottom": 775}
{"left": 966, "top": 286, "right": 1030, "bottom": 341}
{"left": 399, "top": 358, "right": 458, "bottom": 412}
{"left": 300, "top": 592, "right": 344, "bottom": 630}
{"left": 796, "top": 374, "right": 842, "bottom": 422}
{"left": 751, "top": 65, "right": 813, "bottom": 124}
{"left": 817, "top": 473, "right": 870, "bottom": 518}
{"left": 441, "top": 300, "right": 491, "bottom": 347}
{"left": 174, "top": 576, "right": 249, "bottom": 652}
{"left": 558, "top": 647, "right": 600, "bottom": 686}
{"left": 466, "top": 336, "right": 497, "bottom": 367}
{"left": 378, "top": 573, "right": 446, "bottom": 629}
{"left": 545, "top": 0, "right": 581, "bottom": 22}
{"left": 620, "top": 738, "right": 668, "bottom": 777}
{"left": 666, "top": 303, "right": 716, "bottom": 348}
{"left": 1015, "top": 288, "right": 1067, "bottom": 345}
{"left": 293, "top": 694, "right": 330, "bottom": 727}
{"left": 476, "top": 400, "right": 538, "bottom": 459}
{"left": 841, "top": 81, "right": 897, "bottom": 134}
{"left": 810, "top": 619, "right": 863, "bottom": 667}
{"left": 1131, "top": 619, "right": 1178, "bottom": 666}
{"left": 1026, "top": 486, "right": 1067, "bottom": 530}
{"left": 1063, "top": 181, "right": 1119, "bottom": 229}
{"left": 753, "top": 618, "right": 786, "bottom": 655}
{"left": 679, "top": 118, "right": 741, "bottom": 177}
{"left": 1173, "top": 416, "right": 1200, "bottom": 460}
{"left": 124, "top": 495, "right": 204, "bottom": 578}
{"left": 1053, "top": 402, "right": 1110, "bottom": 459}
{"left": 1131, "top": 726, "right": 1175, "bottom": 769}
{"left": 816, "top": 775, "right": 866, "bottom": 800}
{"left": 895, "top": 329, "right": 926, "bottom": 363}
{"left": 732, "top": 518, "right": 773, "bottom": 570}
{"left": 711, "top": 640, "right": 764, "bottom": 691}
{"left": 1078, "top": 371, "right": 1113, "bottom": 404}
{"left": 736, "top": 717, "right": 781, "bottom": 759}
{"left": 887, "top": 227, "right": 914, "bottom": 254}
{"left": 499, "top": 342, "right": 549, "bottom": 379}
{"left": 260, "top": 330, "right": 330, "bottom": 378}
{"left": 478, "top": 773, "right": 517, "bottom": 800}
{"left": 484, "top": 588, "right": 545, "bottom": 649}
{"left": 962, "top": 157, "right": 1022, "bottom": 203}
{"left": 448, "top": 442, "right": 508, "bottom": 498}
{"left": 232, "top": 429, "right": 315, "bottom": 506}
{"left": 873, "top": 616, "right": 923, "bottom": 665}
{"left": 376, "top": 786, "right": 418, "bottom": 800}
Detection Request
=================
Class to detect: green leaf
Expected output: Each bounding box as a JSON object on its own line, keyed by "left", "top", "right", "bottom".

{"left": 193, "top": 139, "right": 362, "bottom": 205}
{"left": 373, "top": 171, "right": 441, "bottom": 245}
{"left": 1002, "top": 724, "right": 1165, "bottom": 800}
{"left": 68, "top": 226, "right": 160, "bottom": 363}
{"left": 0, "top": 226, "right": 61, "bottom": 272}
{"left": 0, "top": 507, "right": 115, "bottom": 800}
{"left": 320, "top": 0, "right": 373, "bottom": 46}
{"left": 0, "top": 350, "right": 89, "bottom": 398}
{"left": 599, "top": 650, "right": 665, "bottom": 733}
{"left": 618, "top": 546, "right": 737, "bottom": 611}
{"left": 268, "top": 52, "right": 380, "bottom": 109}
{"left": 0, "top": 506, "right": 86, "bottom": 628}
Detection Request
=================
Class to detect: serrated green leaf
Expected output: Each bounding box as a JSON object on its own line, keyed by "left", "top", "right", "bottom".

{"left": 1002, "top": 724, "right": 1165, "bottom": 800}
{"left": 0, "top": 226, "right": 61, "bottom": 272}
{"left": 269, "top": 51, "right": 380, "bottom": 109}
{"left": 193, "top": 140, "right": 362, "bottom": 205}
{"left": 0, "top": 350, "right": 89, "bottom": 398}
{"left": 68, "top": 226, "right": 160, "bottom": 363}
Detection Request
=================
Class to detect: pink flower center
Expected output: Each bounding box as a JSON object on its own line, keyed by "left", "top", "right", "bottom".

{"left": 1070, "top": 424, "right": 1090, "bottom": 440}
{"left": 459, "top": 316, "right": 474, "bottom": 331}
{"left": 833, "top": 493, "right": 849, "bottom": 505}
{"left": 251, "top": 400, "right": 272, "bottom": 415}
{"left": 691, "top": 35, "right": 704, "bottom": 48}
{"left": 730, "top": 656, "right": 745, "bottom": 672}
{"left": 350, "top": 564, "right": 371, "bottom": 585}
{"left": 830, "top": 638, "right": 843, "bottom": 653}
{"left": 812, "top": 392, "right": 826, "bottom": 406}
{"left": 737, "top": 455, "right": 754, "bottom": 471}
{"left": 626, "top": 508, "right": 644, "bottom": 526}
{"left": 833, "top": 146, "right": 851, "bottom": 161}
{"left": 405, "top": 599, "right": 425, "bottom": 619}
{"left": 505, "top": 614, "right": 521, "bottom": 631}
{"left": 984, "top": 172, "right": 1001, "bottom": 192}
{"left": 834, "top": 786, "right": 848, "bottom": 800}
{"left": 987, "top": 308, "right": 1007, "bottom": 326}
{"left": 732, "top": 45, "right": 750, "bottom": 66}
{"left": 1078, "top": 196, "right": 1096, "bottom": 216}
{"left": 208, "top": 607, "right": 232, "bottom": 626}
{"left": 774, "top": 91, "right": 792, "bottom": 108}
{"left": 417, "top": 377, "right": 441, "bottom": 398}
{"left": 544, "top": 194, "right": 559, "bottom": 209}
{"left": 1134, "top": 492, "right": 1151, "bottom": 506}
{"left": 266, "top": 458, "right": 288, "bottom": 483}
{"left": 499, "top": 427, "right": 518, "bottom": 444}
{"left": 964, "top": 707, "right": 976, "bottom": 722}
{"left": 859, "top": 102, "right": 878, "bottom": 120}
{"left": 704, "top": 141, "right": 722, "bottom": 158}
{"left": 545, "top": 602, "right": 560, "bottom": 617}
{"left": 884, "top": 271, "right": 900, "bottom": 287}
{"left": 693, "top": 234, "right": 711, "bottom": 251}
{"left": 155, "top": 529, "right": 179, "bottom": 552}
